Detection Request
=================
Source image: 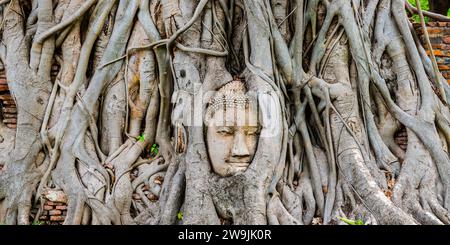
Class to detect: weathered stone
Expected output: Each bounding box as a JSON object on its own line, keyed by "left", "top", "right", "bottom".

{"left": 42, "top": 188, "right": 68, "bottom": 203}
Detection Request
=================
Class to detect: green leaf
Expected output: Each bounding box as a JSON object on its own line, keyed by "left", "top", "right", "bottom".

{"left": 177, "top": 211, "right": 183, "bottom": 220}
{"left": 338, "top": 217, "right": 364, "bottom": 225}
{"left": 407, "top": 0, "right": 429, "bottom": 10}
{"left": 138, "top": 134, "right": 145, "bottom": 142}
{"left": 150, "top": 143, "right": 159, "bottom": 155}
{"left": 407, "top": 0, "right": 430, "bottom": 23}
{"left": 32, "top": 221, "right": 44, "bottom": 225}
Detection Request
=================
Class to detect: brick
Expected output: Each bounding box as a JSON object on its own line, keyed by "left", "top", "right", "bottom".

{"left": 1, "top": 100, "right": 16, "bottom": 105}
{"left": 43, "top": 205, "right": 53, "bottom": 211}
{"left": 39, "top": 216, "right": 48, "bottom": 220}
{"left": 55, "top": 205, "right": 67, "bottom": 210}
{"left": 438, "top": 65, "right": 450, "bottom": 70}
{"left": 2, "top": 107, "right": 17, "bottom": 113}
{"left": 49, "top": 210, "right": 62, "bottom": 216}
{"left": 425, "top": 27, "right": 443, "bottom": 35}
{"left": 2, "top": 113, "right": 16, "bottom": 118}
{"left": 0, "top": 94, "right": 12, "bottom": 100}
{"left": 427, "top": 35, "right": 443, "bottom": 40}
{"left": 3, "top": 118, "right": 16, "bottom": 124}
{"left": 2, "top": 104, "right": 16, "bottom": 108}
{"left": 444, "top": 36, "right": 450, "bottom": 44}
{"left": 427, "top": 37, "right": 444, "bottom": 45}
{"left": 50, "top": 216, "right": 65, "bottom": 222}
{"left": 431, "top": 44, "right": 450, "bottom": 50}
{"left": 6, "top": 124, "right": 16, "bottom": 129}
{"left": 425, "top": 49, "right": 445, "bottom": 58}
{"left": 0, "top": 84, "right": 8, "bottom": 91}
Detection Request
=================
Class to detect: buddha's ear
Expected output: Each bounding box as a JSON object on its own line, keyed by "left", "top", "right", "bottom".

{"left": 257, "top": 91, "right": 282, "bottom": 139}
{"left": 245, "top": 91, "right": 259, "bottom": 127}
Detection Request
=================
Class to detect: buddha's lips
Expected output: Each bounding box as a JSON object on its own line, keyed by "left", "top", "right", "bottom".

{"left": 227, "top": 162, "right": 250, "bottom": 168}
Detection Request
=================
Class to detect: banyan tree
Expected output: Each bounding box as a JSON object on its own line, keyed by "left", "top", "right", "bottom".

{"left": 0, "top": 0, "right": 450, "bottom": 225}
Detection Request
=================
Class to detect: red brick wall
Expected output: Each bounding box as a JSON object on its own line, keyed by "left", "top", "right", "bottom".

{"left": 35, "top": 200, "right": 67, "bottom": 225}
{"left": 414, "top": 22, "right": 450, "bottom": 84}
{"left": 30, "top": 190, "right": 68, "bottom": 225}
{"left": 0, "top": 67, "right": 17, "bottom": 129}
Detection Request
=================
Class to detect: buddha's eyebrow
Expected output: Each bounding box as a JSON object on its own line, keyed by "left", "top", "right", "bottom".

{"left": 214, "top": 119, "right": 236, "bottom": 126}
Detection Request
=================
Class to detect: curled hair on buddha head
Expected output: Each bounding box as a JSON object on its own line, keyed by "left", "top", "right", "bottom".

{"left": 204, "top": 80, "right": 257, "bottom": 127}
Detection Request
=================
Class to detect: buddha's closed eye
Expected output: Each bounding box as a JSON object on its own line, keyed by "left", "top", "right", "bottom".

{"left": 245, "top": 127, "right": 260, "bottom": 135}
{"left": 217, "top": 126, "right": 234, "bottom": 136}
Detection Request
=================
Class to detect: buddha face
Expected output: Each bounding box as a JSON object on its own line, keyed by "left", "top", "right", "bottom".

{"left": 205, "top": 81, "right": 260, "bottom": 177}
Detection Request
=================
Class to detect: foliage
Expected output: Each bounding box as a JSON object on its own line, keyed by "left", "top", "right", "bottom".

{"left": 408, "top": 0, "right": 430, "bottom": 23}
{"left": 177, "top": 211, "right": 183, "bottom": 221}
{"left": 338, "top": 217, "right": 365, "bottom": 226}
{"left": 138, "top": 134, "right": 145, "bottom": 142}
{"left": 150, "top": 144, "right": 159, "bottom": 156}
{"left": 31, "top": 221, "right": 45, "bottom": 225}
{"left": 408, "top": 0, "right": 430, "bottom": 10}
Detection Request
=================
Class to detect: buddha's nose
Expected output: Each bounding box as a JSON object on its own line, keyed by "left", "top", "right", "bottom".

{"left": 231, "top": 132, "right": 250, "bottom": 158}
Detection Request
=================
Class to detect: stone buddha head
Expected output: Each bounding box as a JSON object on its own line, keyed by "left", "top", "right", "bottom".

{"left": 205, "top": 81, "right": 260, "bottom": 177}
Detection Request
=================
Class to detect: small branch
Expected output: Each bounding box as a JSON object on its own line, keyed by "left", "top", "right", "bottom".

{"left": 166, "top": 0, "right": 209, "bottom": 48}
{"left": 97, "top": 41, "right": 165, "bottom": 70}
{"left": 34, "top": 0, "right": 97, "bottom": 45}
{"left": 175, "top": 42, "right": 228, "bottom": 56}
